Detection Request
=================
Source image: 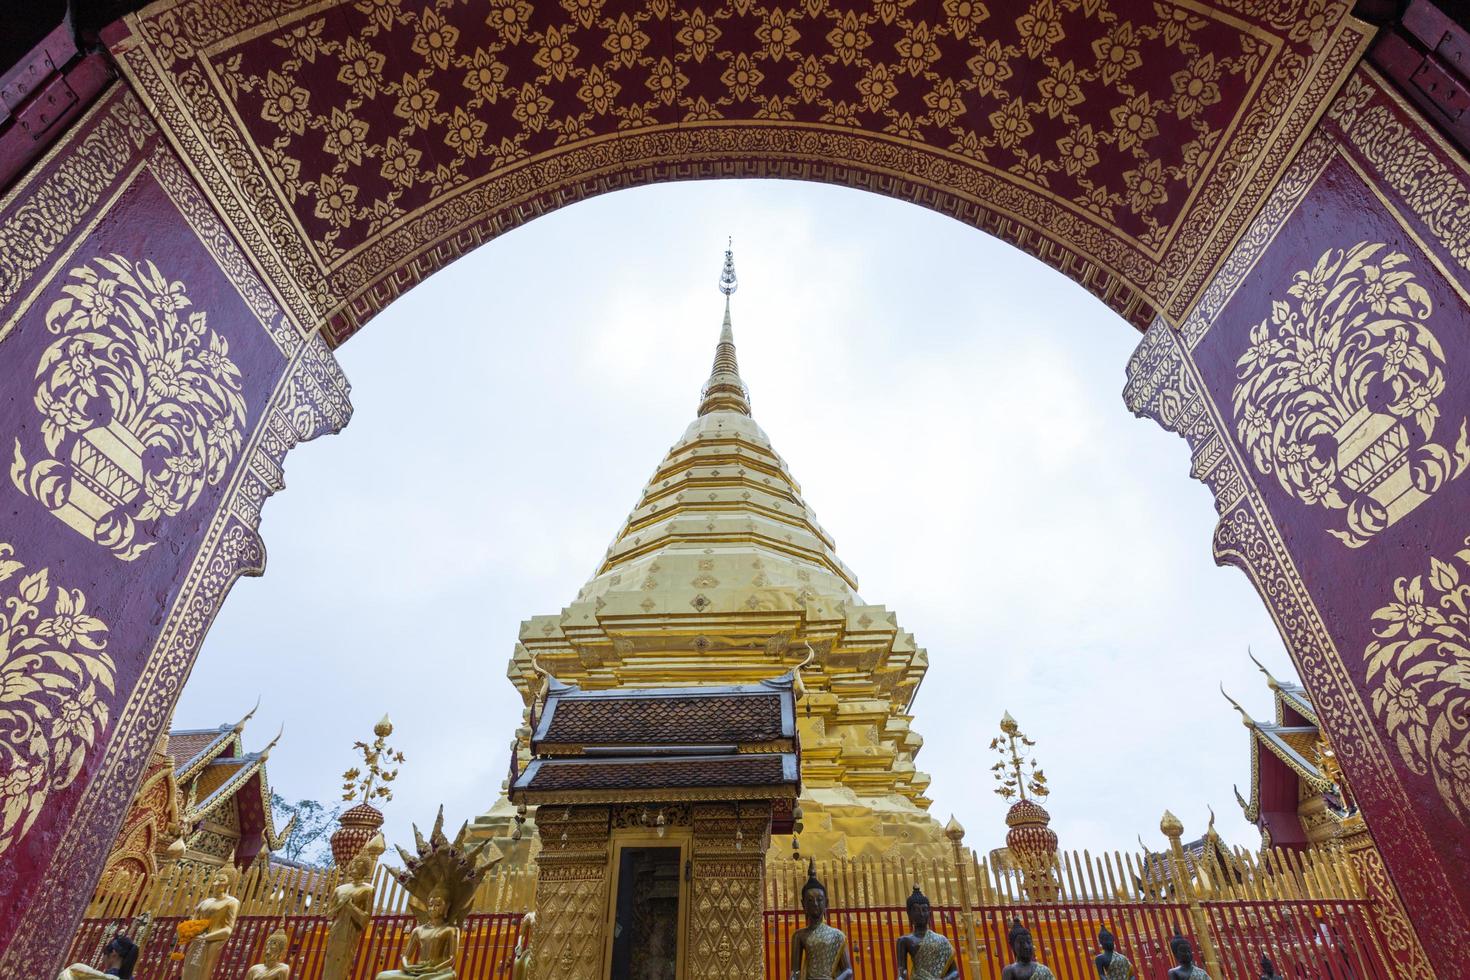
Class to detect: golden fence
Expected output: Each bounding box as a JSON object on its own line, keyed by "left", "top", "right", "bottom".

{"left": 72, "top": 842, "right": 1401, "bottom": 979}
{"left": 83, "top": 857, "right": 537, "bottom": 921}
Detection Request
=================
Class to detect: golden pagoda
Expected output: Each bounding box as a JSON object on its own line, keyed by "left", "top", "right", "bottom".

{"left": 475, "top": 247, "right": 948, "bottom": 861}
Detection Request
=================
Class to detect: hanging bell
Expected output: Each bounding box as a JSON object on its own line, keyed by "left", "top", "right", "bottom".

{"left": 512, "top": 825, "right": 523, "bottom": 841}
{"left": 734, "top": 827, "right": 743, "bottom": 851}
{"left": 655, "top": 810, "right": 667, "bottom": 839}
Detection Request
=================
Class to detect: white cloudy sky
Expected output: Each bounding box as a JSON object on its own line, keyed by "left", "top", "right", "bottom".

{"left": 177, "top": 178, "right": 1290, "bottom": 862}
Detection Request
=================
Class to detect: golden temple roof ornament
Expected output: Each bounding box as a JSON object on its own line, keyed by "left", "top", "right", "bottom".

{"left": 341, "top": 714, "right": 406, "bottom": 805}
{"left": 990, "top": 711, "right": 1049, "bottom": 802}
{"left": 698, "top": 241, "right": 751, "bottom": 417}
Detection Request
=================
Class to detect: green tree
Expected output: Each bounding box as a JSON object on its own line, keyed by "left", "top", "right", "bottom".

{"left": 270, "top": 793, "right": 342, "bottom": 867}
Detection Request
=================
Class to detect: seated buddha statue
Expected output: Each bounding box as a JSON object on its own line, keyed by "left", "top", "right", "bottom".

{"left": 1093, "top": 927, "right": 1134, "bottom": 979}
{"left": 376, "top": 891, "right": 459, "bottom": 980}
{"left": 245, "top": 927, "right": 290, "bottom": 980}
{"left": 896, "top": 886, "right": 958, "bottom": 980}
{"left": 1001, "top": 919, "right": 1055, "bottom": 980}
{"left": 788, "top": 864, "right": 853, "bottom": 980}
{"left": 1168, "top": 931, "right": 1211, "bottom": 980}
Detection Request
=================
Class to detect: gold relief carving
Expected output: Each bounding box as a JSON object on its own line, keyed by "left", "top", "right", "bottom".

{"left": 0, "top": 94, "right": 153, "bottom": 327}
{"left": 0, "top": 99, "right": 352, "bottom": 970}
{"left": 1363, "top": 540, "right": 1470, "bottom": 822}
{"left": 114, "top": 0, "right": 1367, "bottom": 341}
{"left": 1231, "top": 242, "right": 1469, "bottom": 547}
{"left": 0, "top": 542, "right": 114, "bottom": 860}
{"left": 1340, "top": 826, "right": 1435, "bottom": 975}
{"left": 1329, "top": 72, "right": 1470, "bottom": 276}
{"left": 11, "top": 255, "right": 249, "bottom": 560}
{"left": 1126, "top": 317, "right": 1457, "bottom": 949}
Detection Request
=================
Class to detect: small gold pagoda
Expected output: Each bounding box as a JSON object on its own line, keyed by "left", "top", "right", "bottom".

{"left": 475, "top": 248, "right": 948, "bottom": 861}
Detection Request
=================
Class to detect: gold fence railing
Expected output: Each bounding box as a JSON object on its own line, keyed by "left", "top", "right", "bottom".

{"left": 73, "top": 841, "right": 1402, "bottom": 979}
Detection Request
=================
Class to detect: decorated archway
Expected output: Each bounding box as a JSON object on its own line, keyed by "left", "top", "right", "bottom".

{"left": 1, "top": 0, "right": 1468, "bottom": 974}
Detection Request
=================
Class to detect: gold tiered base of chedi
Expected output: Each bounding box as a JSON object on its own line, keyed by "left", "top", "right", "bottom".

{"left": 472, "top": 254, "right": 951, "bottom": 863}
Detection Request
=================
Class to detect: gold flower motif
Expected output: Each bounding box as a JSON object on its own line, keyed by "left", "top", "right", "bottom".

{"left": 1009, "top": 150, "right": 1051, "bottom": 187}
{"left": 313, "top": 173, "right": 359, "bottom": 228}
{"left": 787, "top": 55, "right": 830, "bottom": 104}
{"left": 411, "top": 9, "right": 460, "bottom": 71}
{"left": 323, "top": 106, "right": 370, "bottom": 167}
{"left": 258, "top": 70, "right": 312, "bottom": 136}
{"left": 644, "top": 58, "right": 688, "bottom": 106}
{"left": 1055, "top": 123, "right": 1099, "bottom": 176}
{"left": 923, "top": 78, "right": 966, "bottom": 128}
{"left": 721, "top": 53, "right": 764, "bottom": 101}
{"left": 1091, "top": 22, "right": 1141, "bottom": 86}
{"left": 894, "top": 21, "right": 940, "bottom": 77}
{"left": 512, "top": 82, "right": 554, "bottom": 131}
{"left": 378, "top": 137, "right": 421, "bottom": 189}
{"left": 393, "top": 72, "right": 440, "bottom": 131}
{"left": 1109, "top": 92, "right": 1158, "bottom": 152}
{"left": 682, "top": 96, "right": 722, "bottom": 121}
{"left": 987, "top": 98, "right": 1033, "bottom": 150}
{"left": 965, "top": 40, "right": 1014, "bottom": 99}
{"left": 578, "top": 65, "right": 622, "bottom": 115}
{"left": 336, "top": 37, "right": 386, "bottom": 99}
{"left": 1015, "top": 0, "right": 1064, "bottom": 59}
{"left": 885, "top": 111, "right": 924, "bottom": 140}
{"left": 756, "top": 8, "right": 801, "bottom": 61}
{"left": 1123, "top": 159, "right": 1168, "bottom": 215}
{"left": 562, "top": 0, "right": 602, "bottom": 29}
{"left": 1036, "top": 60, "right": 1085, "bottom": 120}
{"left": 1171, "top": 54, "right": 1222, "bottom": 120}
{"left": 533, "top": 26, "right": 579, "bottom": 82}
{"left": 825, "top": 12, "right": 871, "bottom": 66}
{"left": 941, "top": 0, "right": 989, "bottom": 40}
{"left": 487, "top": 0, "right": 534, "bottom": 43}
{"left": 443, "top": 106, "right": 489, "bottom": 157}
{"left": 676, "top": 9, "right": 722, "bottom": 63}
{"left": 0, "top": 547, "right": 114, "bottom": 857}
{"left": 463, "top": 48, "right": 509, "bottom": 104}
{"left": 1289, "top": 0, "right": 1334, "bottom": 51}
{"left": 604, "top": 13, "right": 650, "bottom": 68}
{"left": 857, "top": 63, "right": 899, "bottom": 113}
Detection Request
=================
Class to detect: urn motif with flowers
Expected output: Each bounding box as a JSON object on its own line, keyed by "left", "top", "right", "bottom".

{"left": 1231, "top": 242, "right": 1469, "bottom": 547}
{"left": 10, "top": 255, "right": 247, "bottom": 560}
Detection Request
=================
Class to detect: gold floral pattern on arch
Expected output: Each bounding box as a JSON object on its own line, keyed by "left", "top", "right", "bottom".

{"left": 1365, "top": 540, "right": 1470, "bottom": 823}
{"left": 10, "top": 256, "right": 248, "bottom": 560}
{"left": 1231, "top": 242, "right": 1470, "bottom": 547}
{"left": 0, "top": 542, "right": 114, "bottom": 858}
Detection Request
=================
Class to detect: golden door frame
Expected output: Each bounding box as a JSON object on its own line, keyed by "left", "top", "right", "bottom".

{"left": 603, "top": 826, "right": 694, "bottom": 980}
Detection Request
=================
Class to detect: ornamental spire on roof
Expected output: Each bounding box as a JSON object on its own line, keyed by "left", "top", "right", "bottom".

{"left": 698, "top": 241, "right": 751, "bottom": 417}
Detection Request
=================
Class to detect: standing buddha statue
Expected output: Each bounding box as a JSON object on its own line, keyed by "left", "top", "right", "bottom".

{"left": 181, "top": 865, "right": 240, "bottom": 980}
{"left": 1001, "top": 919, "right": 1056, "bottom": 980}
{"left": 788, "top": 863, "right": 853, "bottom": 980}
{"left": 895, "top": 886, "right": 958, "bottom": 980}
{"left": 324, "top": 836, "right": 384, "bottom": 980}
{"left": 1093, "top": 927, "right": 1134, "bottom": 979}
{"left": 1168, "top": 931, "right": 1211, "bottom": 980}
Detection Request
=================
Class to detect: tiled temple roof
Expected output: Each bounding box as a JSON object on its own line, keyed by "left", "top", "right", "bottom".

{"left": 533, "top": 679, "right": 794, "bottom": 750}
{"left": 511, "top": 673, "right": 800, "bottom": 804}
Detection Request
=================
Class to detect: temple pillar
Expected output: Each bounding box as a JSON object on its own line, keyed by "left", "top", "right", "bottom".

{"left": 0, "top": 82, "right": 351, "bottom": 974}
{"left": 1125, "top": 66, "right": 1470, "bottom": 971}
{"left": 688, "top": 802, "right": 770, "bottom": 980}
{"left": 529, "top": 805, "right": 612, "bottom": 980}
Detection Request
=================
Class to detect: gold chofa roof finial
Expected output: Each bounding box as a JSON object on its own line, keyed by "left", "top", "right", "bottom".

{"left": 698, "top": 240, "right": 751, "bottom": 417}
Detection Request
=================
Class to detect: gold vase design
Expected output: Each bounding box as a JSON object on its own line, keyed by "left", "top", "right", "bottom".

{"left": 10, "top": 255, "right": 247, "bottom": 560}
{"left": 1231, "top": 242, "right": 1469, "bottom": 547}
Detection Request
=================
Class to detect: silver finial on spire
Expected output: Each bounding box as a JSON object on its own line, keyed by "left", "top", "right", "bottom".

{"left": 719, "top": 238, "right": 738, "bottom": 297}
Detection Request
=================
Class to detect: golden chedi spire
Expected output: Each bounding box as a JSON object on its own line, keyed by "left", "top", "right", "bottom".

{"left": 477, "top": 244, "right": 946, "bottom": 862}
{"left": 698, "top": 242, "right": 751, "bottom": 417}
